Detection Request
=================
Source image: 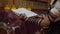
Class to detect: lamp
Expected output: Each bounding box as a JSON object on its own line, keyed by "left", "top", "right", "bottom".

{"left": 4, "top": 5, "right": 10, "bottom": 11}
{"left": 11, "top": 5, "right": 16, "bottom": 10}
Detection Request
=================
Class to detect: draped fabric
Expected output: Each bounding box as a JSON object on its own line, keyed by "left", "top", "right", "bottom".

{"left": 12, "top": 8, "right": 45, "bottom": 34}
{"left": 0, "top": 10, "right": 45, "bottom": 34}
{"left": 0, "top": 10, "right": 8, "bottom": 22}
{"left": 0, "top": 10, "right": 28, "bottom": 34}
{"left": 24, "top": 16, "right": 43, "bottom": 34}
{"left": 0, "top": 10, "right": 21, "bottom": 26}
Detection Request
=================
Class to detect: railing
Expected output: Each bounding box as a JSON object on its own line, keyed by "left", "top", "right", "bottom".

{"left": 17, "top": 1, "right": 48, "bottom": 8}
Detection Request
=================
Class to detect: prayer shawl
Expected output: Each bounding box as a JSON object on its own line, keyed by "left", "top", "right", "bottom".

{"left": 12, "top": 8, "right": 44, "bottom": 34}
{"left": 0, "top": 10, "right": 28, "bottom": 34}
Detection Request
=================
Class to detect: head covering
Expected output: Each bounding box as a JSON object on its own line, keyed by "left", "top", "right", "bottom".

{"left": 54, "top": 1, "right": 60, "bottom": 9}
{"left": 50, "top": 0, "right": 57, "bottom": 5}
{"left": 50, "top": 7, "right": 60, "bottom": 22}
{"left": 50, "top": 0, "right": 60, "bottom": 17}
{"left": 50, "top": 0, "right": 55, "bottom": 5}
{"left": 50, "top": 8, "right": 60, "bottom": 16}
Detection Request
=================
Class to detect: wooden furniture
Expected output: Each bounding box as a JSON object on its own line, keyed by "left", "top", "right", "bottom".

{"left": 37, "top": 0, "right": 51, "bottom": 3}
{"left": 0, "top": 0, "right": 13, "bottom": 7}
{"left": 0, "top": 0, "right": 51, "bottom": 10}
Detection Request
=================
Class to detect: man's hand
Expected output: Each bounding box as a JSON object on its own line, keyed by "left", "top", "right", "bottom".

{"left": 19, "top": 13, "right": 27, "bottom": 20}
{"left": 40, "top": 15, "right": 50, "bottom": 27}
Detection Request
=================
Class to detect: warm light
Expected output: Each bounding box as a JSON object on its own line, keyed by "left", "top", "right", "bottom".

{"left": 27, "top": 7, "right": 31, "bottom": 10}
{"left": 4, "top": 5, "right": 10, "bottom": 10}
{"left": 11, "top": 5, "right": 16, "bottom": 10}
{"left": 18, "top": 6, "right": 22, "bottom": 9}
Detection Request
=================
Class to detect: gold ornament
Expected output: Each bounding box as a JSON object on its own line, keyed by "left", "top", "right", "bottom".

{"left": 4, "top": 5, "right": 10, "bottom": 10}
{"left": 11, "top": 5, "right": 16, "bottom": 10}
{"left": 18, "top": 6, "right": 22, "bottom": 9}
{"left": 27, "top": 7, "right": 31, "bottom": 10}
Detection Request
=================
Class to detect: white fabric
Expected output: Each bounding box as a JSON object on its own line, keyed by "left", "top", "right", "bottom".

{"left": 50, "top": 0, "right": 55, "bottom": 5}
{"left": 12, "top": 8, "right": 37, "bottom": 17}
{"left": 50, "top": 8, "right": 60, "bottom": 16}
{"left": 50, "top": 7, "right": 60, "bottom": 22}
{"left": 54, "top": 1, "right": 60, "bottom": 9}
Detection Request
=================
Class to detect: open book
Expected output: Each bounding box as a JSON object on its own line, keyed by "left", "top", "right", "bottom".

{"left": 12, "top": 8, "right": 37, "bottom": 17}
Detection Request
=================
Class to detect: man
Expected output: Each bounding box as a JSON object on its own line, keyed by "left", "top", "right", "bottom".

{"left": 48, "top": 0, "right": 60, "bottom": 34}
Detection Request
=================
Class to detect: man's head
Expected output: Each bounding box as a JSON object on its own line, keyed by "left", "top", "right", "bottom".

{"left": 50, "top": 0, "right": 60, "bottom": 22}
{"left": 50, "top": 0, "right": 60, "bottom": 15}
